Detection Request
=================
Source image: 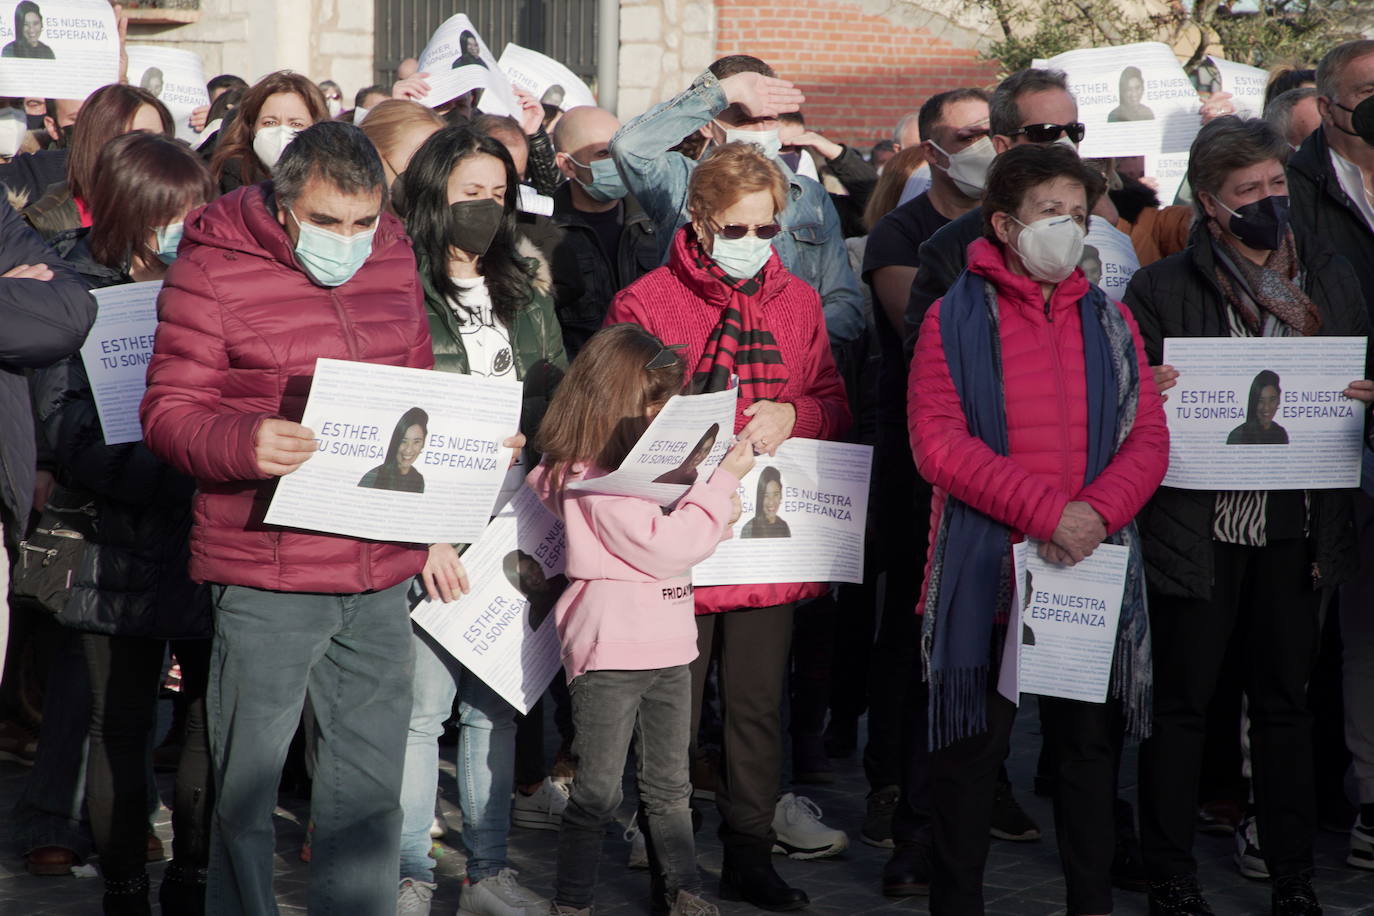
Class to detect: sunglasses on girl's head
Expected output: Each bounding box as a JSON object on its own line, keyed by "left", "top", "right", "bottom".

{"left": 1007, "top": 122, "right": 1087, "bottom": 144}
{"left": 713, "top": 222, "right": 783, "bottom": 240}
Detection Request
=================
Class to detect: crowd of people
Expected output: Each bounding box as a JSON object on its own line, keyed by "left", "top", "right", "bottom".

{"left": 2, "top": 19, "right": 1374, "bottom": 916}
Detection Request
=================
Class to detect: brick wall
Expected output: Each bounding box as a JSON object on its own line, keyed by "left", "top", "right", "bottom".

{"left": 714, "top": 0, "right": 1000, "bottom": 150}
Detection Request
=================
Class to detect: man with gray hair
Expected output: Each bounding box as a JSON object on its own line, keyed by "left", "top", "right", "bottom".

{"left": 1289, "top": 37, "right": 1374, "bottom": 883}
{"left": 1264, "top": 86, "right": 1321, "bottom": 150}
{"left": 140, "top": 120, "right": 434, "bottom": 914}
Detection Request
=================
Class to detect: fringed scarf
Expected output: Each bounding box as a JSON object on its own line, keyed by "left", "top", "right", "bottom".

{"left": 687, "top": 236, "right": 789, "bottom": 398}
{"left": 1207, "top": 223, "right": 1320, "bottom": 336}
{"left": 921, "top": 269, "right": 1152, "bottom": 749}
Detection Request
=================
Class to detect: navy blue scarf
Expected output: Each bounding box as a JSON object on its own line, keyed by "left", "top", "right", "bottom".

{"left": 921, "top": 268, "right": 1152, "bottom": 748}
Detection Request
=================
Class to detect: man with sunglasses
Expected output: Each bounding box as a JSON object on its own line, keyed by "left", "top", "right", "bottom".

{"left": 608, "top": 54, "right": 865, "bottom": 348}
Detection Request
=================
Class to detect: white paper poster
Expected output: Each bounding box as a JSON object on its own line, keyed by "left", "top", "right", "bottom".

{"left": 416, "top": 13, "right": 517, "bottom": 117}
{"left": 264, "top": 358, "right": 523, "bottom": 544}
{"left": 126, "top": 45, "right": 210, "bottom": 143}
{"left": 692, "top": 438, "right": 872, "bottom": 586}
{"left": 567, "top": 387, "right": 738, "bottom": 507}
{"left": 1082, "top": 217, "right": 1139, "bottom": 297}
{"left": 1161, "top": 337, "right": 1367, "bottom": 490}
{"left": 1037, "top": 43, "right": 1201, "bottom": 158}
{"left": 78, "top": 281, "right": 161, "bottom": 446}
{"left": 1003, "top": 540, "right": 1128, "bottom": 704}
{"left": 1143, "top": 152, "right": 1191, "bottom": 207}
{"left": 497, "top": 43, "right": 596, "bottom": 111}
{"left": 411, "top": 486, "right": 565, "bottom": 714}
{"left": 0, "top": 0, "right": 118, "bottom": 100}
{"left": 1207, "top": 56, "right": 1269, "bottom": 119}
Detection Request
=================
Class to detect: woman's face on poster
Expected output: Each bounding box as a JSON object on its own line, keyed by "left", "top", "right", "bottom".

{"left": 684, "top": 434, "right": 716, "bottom": 469}
{"left": 1256, "top": 385, "right": 1281, "bottom": 428}
{"left": 462, "top": 34, "right": 480, "bottom": 58}
{"left": 22, "top": 10, "right": 42, "bottom": 45}
{"left": 762, "top": 479, "right": 782, "bottom": 522}
{"left": 397, "top": 424, "right": 425, "bottom": 472}
{"left": 1123, "top": 75, "right": 1144, "bottom": 107}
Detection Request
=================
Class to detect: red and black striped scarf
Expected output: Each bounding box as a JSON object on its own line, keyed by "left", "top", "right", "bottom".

{"left": 688, "top": 237, "right": 789, "bottom": 399}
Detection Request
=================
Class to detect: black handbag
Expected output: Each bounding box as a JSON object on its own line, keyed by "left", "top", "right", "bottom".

{"left": 13, "top": 487, "right": 97, "bottom": 616}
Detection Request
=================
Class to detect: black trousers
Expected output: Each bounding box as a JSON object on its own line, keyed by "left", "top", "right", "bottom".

{"left": 930, "top": 688, "right": 1119, "bottom": 915}
{"left": 1138, "top": 538, "right": 1319, "bottom": 880}
{"left": 83, "top": 633, "right": 212, "bottom": 882}
{"left": 689, "top": 603, "right": 794, "bottom": 865}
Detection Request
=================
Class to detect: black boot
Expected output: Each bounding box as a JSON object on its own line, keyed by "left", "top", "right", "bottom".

{"left": 159, "top": 860, "right": 207, "bottom": 916}
{"left": 720, "top": 860, "right": 809, "bottom": 912}
{"left": 881, "top": 842, "right": 931, "bottom": 897}
{"left": 1271, "top": 874, "right": 1322, "bottom": 916}
{"left": 1111, "top": 798, "right": 1149, "bottom": 893}
{"left": 1148, "top": 874, "right": 1214, "bottom": 915}
{"left": 102, "top": 873, "right": 152, "bottom": 916}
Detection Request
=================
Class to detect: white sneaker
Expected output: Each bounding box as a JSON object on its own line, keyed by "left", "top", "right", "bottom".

{"left": 1233, "top": 814, "right": 1269, "bottom": 879}
{"left": 396, "top": 877, "right": 436, "bottom": 916}
{"left": 771, "top": 792, "right": 849, "bottom": 860}
{"left": 512, "top": 778, "right": 570, "bottom": 831}
{"left": 430, "top": 814, "right": 447, "bottom": 839}
{"left": 625, "top": 820, "right": 649, "bottom": 869}
{"left": 459, "top": 868, "right": 549, "bottom": 916}
{"left": 1349, "top": 815, "right": 1374, "bottom": 870}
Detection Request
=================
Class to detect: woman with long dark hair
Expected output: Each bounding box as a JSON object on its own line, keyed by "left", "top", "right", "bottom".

{"left": 2, "top": 1, "right": 54, "bottom": 59}
{"left": 1227, "top": 370, "right": 1288, "bottom": 444}
{"left": 391, "top": 124, "right": 566, "bottom": 915}
{"left": 208, "top": 70, "right": 328, "bottom": 194}
{"left": 741, "top": 466, "right": 790, "bottom": 539}
{"left": 358, "top": 407, "right": 429, "bottom": 492}
{"left": 33, "top": 131, "right": 217, "bottom": 915}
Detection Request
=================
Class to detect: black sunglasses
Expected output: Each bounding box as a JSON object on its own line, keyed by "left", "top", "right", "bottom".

{"left": 1007, "top": 122, "right": 1087, "bottom": 144}
{"left": 713, "top": 222, "right": 783, "bottom": 240}
{"left": 645, "top": 344, "right": 685, "bottom": 370}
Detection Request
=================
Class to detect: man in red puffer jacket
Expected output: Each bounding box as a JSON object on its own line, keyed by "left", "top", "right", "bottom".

{"left": 140, "top": 121, "right": 432, "bottom": 916}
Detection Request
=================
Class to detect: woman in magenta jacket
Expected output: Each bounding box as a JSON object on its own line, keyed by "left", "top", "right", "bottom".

{"left": 605, "top": 141, "right": 850, "bottom": 911}
{"left": 908, "top": 143, "right": 1167, "bottom": 916}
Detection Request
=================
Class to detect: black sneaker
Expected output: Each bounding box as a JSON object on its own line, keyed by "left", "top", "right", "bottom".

{"left": 860, "top": 785, "right": 899, "bottom": 848}
{"left": 989, "top": 780, "right": 1040, "bottom": 842}
{"left": 1147, "top": 874, "right": 1214, "bottom": 915}
{"left": 1271, "top": 874, "right": 1321, "bottom": 916}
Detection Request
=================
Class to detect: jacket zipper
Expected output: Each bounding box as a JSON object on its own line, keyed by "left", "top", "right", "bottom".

{"left": 1041, "top": 297, "right": 1074, "bottom": 497}
{"left": 329, "top": 289, "right": 372, "bottom": 589}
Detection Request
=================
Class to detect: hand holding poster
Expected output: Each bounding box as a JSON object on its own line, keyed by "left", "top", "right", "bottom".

{"left": 78, "top": 281, "right": 161, "bottom": 445}
{"left": 1204, "top": 56, "right": 1269, "bottom": 119}
{"left": 1161, "top": 337, "right": 1367, "bottom": 490}
{"left": 567, "top": 387, "right": 738, "bottom": 507}
{"left": 0, "top": 0, "right": 117, "bottom": 100}
{"left": 497, "top": 43, "right": 596, "bottom": 111}
{"left": 415, "top": 14, "right": 518, "bottom": 117}
{"left": 999, "top": 540, "right": 1128, "bottom": 705}
{"left": 1036, "top": 43, "right": 1201, "bottom": 158}
{"left": 126, "top": 45, "right": 210, "bottom": 143}
{"left": 411, "top": 486, "right": 565, "bottom": 714}
{"left": 264, "top": 358, "right": 523, "bottom": 544}
{"left": 692, "top": 438, "right": 872, "bottom": 586}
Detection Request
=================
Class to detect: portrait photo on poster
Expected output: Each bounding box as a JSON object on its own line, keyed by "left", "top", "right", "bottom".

{"left": 1227, "top": 369, "right": 1289, "bottom": 445}
{"left": 503, "top": 548, "right": 567, "bottom": 631}
{"left": 2, "top": 1, "right": 54, "bottom": 59}
{"left": 357, "top": 407, "right": 430, "bottom": 493}
{"left": 652, "top": 423, "right": 720, "bottom": 485}
{"left": 740, "top": 465, "right": 792, "bottom": 539}
{"left": 452, "top": 29, "right": 486, "bottom": 69}
{"left": 1107, "top": 66, "right": 1155, "bottom": 122}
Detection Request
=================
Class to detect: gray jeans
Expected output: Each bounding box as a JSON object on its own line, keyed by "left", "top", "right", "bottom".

{"left": 556, "top": 665, "right": 698, "bottom": 910}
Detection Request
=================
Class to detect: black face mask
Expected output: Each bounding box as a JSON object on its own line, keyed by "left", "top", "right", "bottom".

{"left": 449, "top": 198, "right": 503, "bottom": 256}
{"left": 1334, "top": 95, "right": 1374, "bottom": 146}
{"left": 1220, "top": 194, "right": 1290, "bottom": 251}
{"left": 25, "top": 113, "right": 44, "bottom": 131}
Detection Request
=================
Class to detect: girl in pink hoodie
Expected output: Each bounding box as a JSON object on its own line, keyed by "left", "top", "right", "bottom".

{"left": 528, "top": 323, "right": 753, "bottom": 916}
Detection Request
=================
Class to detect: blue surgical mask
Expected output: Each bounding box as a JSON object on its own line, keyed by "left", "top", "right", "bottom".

{"left": 568, "top": 155, "right": 628, "bottom": 202}
{"left": 154, "top": 222, "right": 184, "bottom": 264}
{"left": 710, "top": 233, "right": 773, "bottom": 280}
{"left": 289, "top": 210, "right": 376, "bottom": 287}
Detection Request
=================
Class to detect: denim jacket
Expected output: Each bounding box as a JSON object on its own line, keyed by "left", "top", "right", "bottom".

{"left": 609, "top": 70, "right": 865, "bottom": 344}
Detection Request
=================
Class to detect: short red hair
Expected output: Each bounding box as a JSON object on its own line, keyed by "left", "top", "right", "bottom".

{"left": 687, "top": 141, "right": 787, "bottom": 222}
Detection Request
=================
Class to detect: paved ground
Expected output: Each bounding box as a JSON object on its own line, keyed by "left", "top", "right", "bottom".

{"left": 3, "top": 705, "right": 1374, "bottom": 915}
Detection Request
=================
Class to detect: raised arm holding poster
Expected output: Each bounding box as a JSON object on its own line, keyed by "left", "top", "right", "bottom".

{"left": 126, "top": 45, "right": 210, "bottom": 143}
{"left": 566, "top": 387, "right": 738, "bottom": 507}
{"left": 1036, "top": 42, "right": 1200, "bottom": 158}
{"left": 497, "top": 43, "right": 596, "bottom": 111}
{"left": 0, "top": 0, "right": 117, "bottom": 99}
{"left": 692, "top": 438, "right": 872, "bottom": 586}
{"left": 1161, "top": 336, "right": 1367, "bottom": 490}
{"left": 410, "top": 486, "right": 565, "bottom": 714}
{"left": 415, "top": 13, "right": 518, "bottom": 117}
{"left": 78, "top": 281, "right": 161, "bottom": 446}
{"left": 264, "top": 358, "right": 523, "bottom": 544}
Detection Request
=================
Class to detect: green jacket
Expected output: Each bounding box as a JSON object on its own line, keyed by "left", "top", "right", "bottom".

{"left": 419, "top": 237, "right": 568, "bottom": 444}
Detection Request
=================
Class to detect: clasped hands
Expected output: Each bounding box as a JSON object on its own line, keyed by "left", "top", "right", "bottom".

{"left": 1039, "top": 501, "right": 1108, "bottom": 567}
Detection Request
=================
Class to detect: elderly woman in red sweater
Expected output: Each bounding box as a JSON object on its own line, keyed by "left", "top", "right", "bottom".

{"left": 605, "top": 141, "right": 850, "bottom": 911}
{"left": 909, "top": 142, "right": 1168, "bottom": 916}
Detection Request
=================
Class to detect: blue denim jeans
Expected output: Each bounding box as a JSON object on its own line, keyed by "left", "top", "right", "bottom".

{"left": 398, "top": 626, "right": 516, "bottom": 884}
{"left": 206, "top": 581, "right": 414, "bottom": 916}
{"left": 556, "top": 666, "right": 698, "bottom": 911}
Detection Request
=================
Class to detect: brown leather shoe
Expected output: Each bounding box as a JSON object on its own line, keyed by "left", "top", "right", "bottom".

{"left": 25, "top": 846, "right": 78, "bottom": 876}
{"left": 147, "top": 832, "right": 164, "bottom": 863}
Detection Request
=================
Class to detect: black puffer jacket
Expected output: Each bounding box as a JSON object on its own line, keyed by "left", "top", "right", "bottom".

{"left": 1288, "top": 127, "right": 1374, "bottom": 323}
{"left": 1122, "top": 222, "right": 1370, "bottom": 600}
{"left": 30, "top": 230, "right": 208, "bottom": 638}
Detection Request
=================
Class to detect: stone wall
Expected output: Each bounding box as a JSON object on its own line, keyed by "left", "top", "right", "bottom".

{"left": 615, "top": 0, "right": 718, "bottom": 120}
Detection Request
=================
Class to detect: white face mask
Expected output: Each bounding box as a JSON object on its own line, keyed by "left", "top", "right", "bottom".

{"left": 710, "top": 233, "right": 773, "bottom": 279}
{"left": 0, "top": 107, "right": 26, "bottom": 159}
{"left": 719, "top": 124, "right": 782, "bottom": 160}
{"left": 1010, "top": 214, "right": 1085, "bottom": 284}
{"left": 326, "top": 98, "right": 343, "bottom": 118}
{"left": 929, "top": 135, "right": 995, "bottom": 198}
{"left": 252, "top": 124, "right": 301, "bottom": 171}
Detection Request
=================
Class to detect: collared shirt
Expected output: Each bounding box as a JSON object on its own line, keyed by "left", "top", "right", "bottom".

{"left": 1329, "top": 148, "right": 1374, "bottom": 233}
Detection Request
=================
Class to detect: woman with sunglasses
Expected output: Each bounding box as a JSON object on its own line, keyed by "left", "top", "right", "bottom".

{"left": 607, "top": 141, "right": 850, "bottom": 911}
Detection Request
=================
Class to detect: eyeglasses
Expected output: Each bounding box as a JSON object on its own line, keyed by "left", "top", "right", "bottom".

{"left": 712, "top": 221, "right": 782, "bottom": 240}
{"left": 1007, "top": 122, "right": 1087, "bottom": 144}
